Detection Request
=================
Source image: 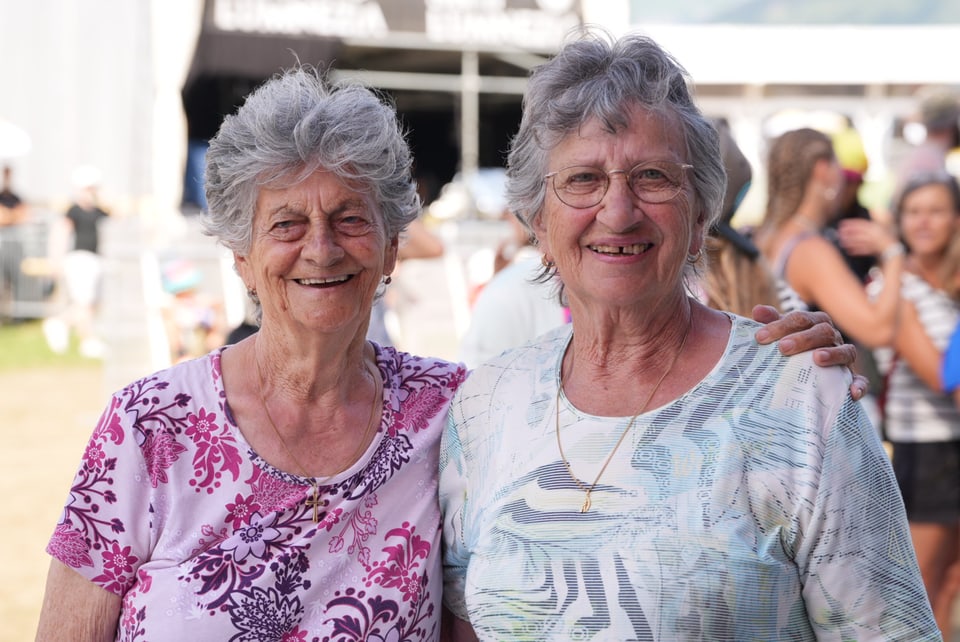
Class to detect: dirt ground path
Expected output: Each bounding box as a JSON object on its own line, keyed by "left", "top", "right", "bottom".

{"left": 2, "top": 366, "right": 104, "bottom": 642}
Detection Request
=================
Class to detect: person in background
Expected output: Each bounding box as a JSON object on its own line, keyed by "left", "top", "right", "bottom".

{"left": 823, "top": 124, "right": 887, "bottom": 419}
{"left": 827, "top": 124, "right": 879, "bottom": 282}
{"left": 160, "top": 257, "right": 225, "bottom": 363}
{"left": 440, "top": 31, "right": 931, "bottom": 641}
{"left": 947, "top": 328, "right": 960, "bottom": 404}
{"left": 700, "top": 118, "right": 804, "bottom": 315}
{"left": 224, "top": 298, "right": 260, "bottom": 344}
{"left": 0, "top": 164, "right": 28, "bottom": 226}
{"left": 943, "top": 234, "right": 960, "bottom": 409}
{"left": 0, "top": 164, "right": 30, "bottom": 312}
{"left": 894, "top": 88, "right": 960, "bottom": 204}
{"left": 755, "top": 128, "right": 906, "bottom": 354}
{"left": 366, "top": 216, "right": 445, "bottom": 346}
{"left": 843, "top": 172, "right": 960, "bottom": 640}
{"left": 458, "top": 210, "right": 568, "bottom": 368}
{"left": 42, "top": 165, "right": 110, "bottom": 357}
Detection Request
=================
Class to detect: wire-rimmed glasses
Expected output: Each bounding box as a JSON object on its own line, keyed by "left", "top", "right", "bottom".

{"left": 544, "top": 161, "right": 694, "bottom": 209}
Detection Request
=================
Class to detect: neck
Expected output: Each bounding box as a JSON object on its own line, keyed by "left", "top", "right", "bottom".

{"left": 254, "top": 324, "right": 371, "bottom": 401}
{"left": 561, "top": 298, "right": 695, "bottom": 416}
{"left": 909, "top": 252, "right": 946, "bottom": 288}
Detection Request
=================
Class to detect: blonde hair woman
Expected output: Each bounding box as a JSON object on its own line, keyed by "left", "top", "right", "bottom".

{"left": 755, "top": 127, "right": 905, "bottom": 349}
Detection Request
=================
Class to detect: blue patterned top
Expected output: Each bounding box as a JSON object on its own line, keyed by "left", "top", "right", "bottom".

{"left": 440, "top": 314, "right": 937, "bottom": 641}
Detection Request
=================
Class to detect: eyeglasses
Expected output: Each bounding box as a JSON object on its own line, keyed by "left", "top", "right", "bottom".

{"left": 544, "top": 161, "right": 694, "bottom": 209}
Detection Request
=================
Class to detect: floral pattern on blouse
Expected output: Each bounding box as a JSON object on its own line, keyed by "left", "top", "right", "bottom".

{"left": 48, "top": 345, "right": 467, "bottom": 641}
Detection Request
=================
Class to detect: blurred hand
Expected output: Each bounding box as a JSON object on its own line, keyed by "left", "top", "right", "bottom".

{"left": 752, "top": 305, "right": 868, "bottom": 400}
{"left": 837, "top": 218, "right": 896, "bottom": 257}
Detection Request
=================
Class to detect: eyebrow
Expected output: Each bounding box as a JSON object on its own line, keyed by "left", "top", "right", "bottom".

{"left": 263, "top": 197, "right": 370, "bottom": 218}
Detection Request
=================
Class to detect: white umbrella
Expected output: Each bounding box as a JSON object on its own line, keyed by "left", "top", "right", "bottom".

{"left": 0, "top": 118, "right": 32, "bottom": 159}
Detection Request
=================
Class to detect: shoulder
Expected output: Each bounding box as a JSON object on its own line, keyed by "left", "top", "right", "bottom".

{"left": 900, "top": 271, "right": 936, "bottom": 298}
{"left": 713, "top": 319, "right": 855, "bottom": 450}
{"left": 376, "top": 344, "right": 469, "bottom": 396}
{"left": 791, "top": 232, "right": 844, "bottom": 262}
{"left": 116, "top": 348, "right": 224, "bottom": 405}
{"left": 724, "top": 314, "right": 848, "bottom": 388}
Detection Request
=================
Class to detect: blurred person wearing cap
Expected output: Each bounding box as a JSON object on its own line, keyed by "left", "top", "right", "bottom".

{"left": 894, "top": 88, "right": 960, "bottom": 201}
{"left": 700, "top": 119, "right": 807, "bottom": 316}
{"left": 825, "top": 126, "right": 887, "bottom": 405}
{"left": 160, "top": 258, "right": 225, "bottom": 363}
{"left": 827, "top": 125, "right": 880, "bottom": 283}
{"left": 41, "top": 165, "right": 110, "bottom": 357}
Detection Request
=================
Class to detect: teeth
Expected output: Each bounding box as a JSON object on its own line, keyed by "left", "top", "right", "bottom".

{"left": 590, "top": 243, "right": 650, "bottom": 255}
{"left": 297, "top": 276, "right": 350, "bottom": 285}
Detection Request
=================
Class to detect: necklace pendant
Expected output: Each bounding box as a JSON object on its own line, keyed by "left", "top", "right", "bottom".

{"left": 580, "top": 493, "right": 592, "bottom": 513}
{"left": 304, "top": 484, "right": 322, "bottom": 523}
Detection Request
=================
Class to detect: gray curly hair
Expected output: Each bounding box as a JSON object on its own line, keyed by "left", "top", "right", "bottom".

{"left": 201, "top": 66, "right": 420, "bottom": 255}
{"left": 506, "top": 30, "right": 726, "bottom": 292}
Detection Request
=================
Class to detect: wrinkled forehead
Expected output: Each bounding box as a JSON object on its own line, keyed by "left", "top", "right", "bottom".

{"left": 550, "top": 104, "right": 688, "bottom": 164}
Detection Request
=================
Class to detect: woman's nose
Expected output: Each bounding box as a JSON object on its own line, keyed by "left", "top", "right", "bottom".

{"left": 597, "top": 173, "right": 641, "bottom": 230}
{"left": 303, "top": 223, "right": 345, "bottom": 263}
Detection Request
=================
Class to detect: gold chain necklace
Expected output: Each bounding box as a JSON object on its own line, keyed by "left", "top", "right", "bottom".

{"left": 255, "top": 346, "right": 383, "bottom": 523}
{"left": 555, "top": 312, "right": 692, "bottom": 513}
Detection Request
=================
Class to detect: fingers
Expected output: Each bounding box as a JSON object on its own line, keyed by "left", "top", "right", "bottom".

{"left": 755, "top": 309, "right": 832, "bottom": 345}
{"left": 848, "top": 373, "right": 869, "bottom": 401}
{"left": 751, "top": 304, "right": 780, "bottom": 326}
{"left": 810, "top": 341, "right": 856, "bottom": 367}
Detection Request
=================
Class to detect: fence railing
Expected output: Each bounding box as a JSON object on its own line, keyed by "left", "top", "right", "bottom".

{"left": 0, "top": 212, "right": 59, "bottom": 322}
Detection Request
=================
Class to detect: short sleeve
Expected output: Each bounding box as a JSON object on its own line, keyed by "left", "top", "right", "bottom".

{"left": 45, "top": 392, "right": 155, "bottom": 596}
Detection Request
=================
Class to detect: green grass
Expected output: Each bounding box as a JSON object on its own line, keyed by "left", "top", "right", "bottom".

{"left": 0, "top": 319, "right": 100, "bottom": 371}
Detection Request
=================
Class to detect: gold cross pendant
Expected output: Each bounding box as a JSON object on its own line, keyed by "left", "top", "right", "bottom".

{"left": 304, "top": 484, "right": 321, "bottom": 523}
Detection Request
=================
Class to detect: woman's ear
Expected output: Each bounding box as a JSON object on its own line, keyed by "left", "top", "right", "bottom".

{"left": 530, "top": 212, "right": 550, "bottom": 258}
{"left": 234, "top": 251, "right": 253, "bottom": 292}
{"left": 688, "top": 205, "right": 708, "bottom": 256}
{"left": 383, "top": 236, "right": 399, "bottom": 278}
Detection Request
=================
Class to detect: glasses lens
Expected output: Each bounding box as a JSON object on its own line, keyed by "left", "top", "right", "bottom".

{"left": 628, "top": 162, "right": 686, "bottom": 203}
{"left": 553, "top": 167, "right": 607, "bottom": 207}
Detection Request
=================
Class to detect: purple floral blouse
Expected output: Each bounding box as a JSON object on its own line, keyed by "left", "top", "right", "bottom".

{"left": 47, "top": 345, "right": 467, "bottom": 641}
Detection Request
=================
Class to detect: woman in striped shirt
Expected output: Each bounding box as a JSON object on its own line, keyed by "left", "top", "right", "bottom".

{"left": 846, "top": 171, "right": 960, "bottom": 638}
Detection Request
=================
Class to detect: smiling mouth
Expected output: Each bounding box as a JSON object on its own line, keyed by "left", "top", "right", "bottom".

{"left": 588, "top": 243, "right": 652, "bottom": 256}
{"left": 295, "top": 275, "right": 352, "bottom": 287}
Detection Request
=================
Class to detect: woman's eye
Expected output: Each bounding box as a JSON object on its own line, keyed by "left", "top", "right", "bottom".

{"left": 638, "top": 168, "right": 666, "bottom": 181}
{"left": 568, "top": 171, "right": 601, "bottom": 184}
{"left": 337, "top": 213, "right": 376, "bottom": 236}
{"left": 268, "top": 219, "right": 306, "bottom": 239}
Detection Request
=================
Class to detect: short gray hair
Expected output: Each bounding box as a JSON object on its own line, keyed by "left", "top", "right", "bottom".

{"left": 202, "top": 66, "right": 420, "bottom": 255}
{"left": 506, "top": 30, "right": 725, "bottom": 286}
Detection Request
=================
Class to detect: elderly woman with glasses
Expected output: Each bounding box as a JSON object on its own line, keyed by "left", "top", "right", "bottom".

{"left": 439, "top": 32, "right": 937, "bottom": 641}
